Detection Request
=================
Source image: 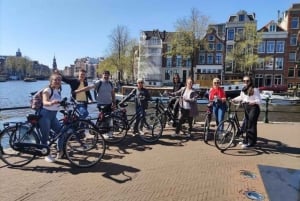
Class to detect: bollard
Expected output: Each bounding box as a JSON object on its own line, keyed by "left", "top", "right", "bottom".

{"left": 264, "top": 97, "right": 269, "bottom": 123}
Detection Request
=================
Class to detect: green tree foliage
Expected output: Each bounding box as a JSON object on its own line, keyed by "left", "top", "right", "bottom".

{"left": 225, "top": 23, "right": 262, "bottom": 74}
{"left": 170, "top": 8, "right": 210, "bottom": 80}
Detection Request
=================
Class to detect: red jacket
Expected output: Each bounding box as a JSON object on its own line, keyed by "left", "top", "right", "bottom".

{"left": 209, "top": 87, "right": 226, "bottom": 101}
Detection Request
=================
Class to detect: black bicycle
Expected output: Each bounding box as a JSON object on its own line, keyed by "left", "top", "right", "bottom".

{"left": 0, "top": 98, "right": 106, "bottom": 168}
{"left": 214, "top": 101, "right": 246, "bottom": 151}
{"left": 203, "top": 102, "right": 213, "bottom": 143}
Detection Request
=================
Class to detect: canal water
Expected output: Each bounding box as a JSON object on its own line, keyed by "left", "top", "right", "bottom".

{"left": 1, "top": 80, "right": 300, "bottom": 129}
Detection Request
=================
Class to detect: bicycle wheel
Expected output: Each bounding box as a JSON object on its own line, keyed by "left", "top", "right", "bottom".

{"left": 0, "top": 124, "right": 39, "bottom": 167}
{"left": 214, "top": 120, "right": 236, "bottom": 151}
{"left": 138, "top": 113, "right": 163, "bottom": 143}
{"left": 64, "top": 120, "right": 106, "bottom": 168}
{"left": 98, "top": 115, "right": 127, "bottom": 144}
{"left": 203, "top": 115, "right": 211, "bottom": 143}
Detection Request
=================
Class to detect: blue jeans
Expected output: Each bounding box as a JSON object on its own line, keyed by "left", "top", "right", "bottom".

{"left": 39, "top": 108, "right": 63, "bottom": 151}
{"left": 76, "top": 103, "right": 89, "bottom": 119}
{"left": 213, "top": 104, "right": 226, "bottom": 130}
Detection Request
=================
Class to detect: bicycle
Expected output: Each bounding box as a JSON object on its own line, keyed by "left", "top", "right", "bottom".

{"left": 152, "top": 93, "right": 179, "bottom": 129}
{"left": 214, "top": 101, "right": 246, "bottom": 151}
{"left": 203, "top": 102, "right": 213, "bottom": 143}
{"left": 113, "top": 98, "right": 163, "bottom": 143}
{"left": 0, "top": 98, "right": 106, "bottom": 168}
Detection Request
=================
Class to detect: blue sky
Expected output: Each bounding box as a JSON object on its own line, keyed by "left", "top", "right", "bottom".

{"left": 0, "top": 0, "right": 298, "bottom": 69}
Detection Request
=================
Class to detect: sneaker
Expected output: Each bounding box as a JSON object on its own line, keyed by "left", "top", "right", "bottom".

{"left": 103, "top": 134, "right": 109, "bottom": 139}
{"left": 171, "top": 133, "right": 179, "bottom": 137}
{"left": 108, "top": 131, "right": 113, "bottom": 138}
{"left": 186, "top": 132, "right": 191, "bottom": 138}
{"left": 241, "top": 143, "right": 253, "bottom": 149}
{"left": 139, "top": 130, "right": 145, "bottom": 135}
{"left": 44, "top": 155, "right": 56, "bottom": 163}
{"left": 56, "top": 151, "right": 64, "bottom": 159}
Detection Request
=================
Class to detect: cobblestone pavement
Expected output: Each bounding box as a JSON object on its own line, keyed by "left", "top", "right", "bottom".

{"left": 0, "top": 122, "right": 299, "bottom": 201}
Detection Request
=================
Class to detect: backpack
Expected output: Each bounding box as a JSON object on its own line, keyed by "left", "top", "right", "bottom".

{"left": 94, "top": 80, "right": 113, "bottom": 100}
{"left": 30, "top": 87, "right": 54, "bottom": 110}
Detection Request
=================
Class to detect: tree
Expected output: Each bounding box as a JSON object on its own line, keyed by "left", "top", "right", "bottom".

{"left": 108, "top": 25, "right": 130, "bottom": 81}
{"left": 170, "top": 8, "right": 210, "bottom": 80}
{"left": 225, "top": 22, "right": 262, "bottom": 75}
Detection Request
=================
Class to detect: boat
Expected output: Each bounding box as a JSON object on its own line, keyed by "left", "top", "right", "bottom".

{"left": 260, "top": 90, "right": 300, "bottom": 105}
{"left": 24, "top": 77, "right": 37, "bottom": 82}
{"left": 0, "top": 75, "right": 7, "bottom": 82}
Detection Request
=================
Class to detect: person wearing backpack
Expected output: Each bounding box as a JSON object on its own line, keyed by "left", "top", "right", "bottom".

{"left": 168, "top": 77, "right": 198, "bottom": 138}
{"left": 74, "top": 70, "right": 116, "bottom": 139}
{"left": 59, "top": 69, "right": 93, "bottom": 119}
{"left": 38, "top": 73, "right": 63, "bottom": 163}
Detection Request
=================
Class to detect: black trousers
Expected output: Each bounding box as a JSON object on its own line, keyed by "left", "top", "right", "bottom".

{"left": 244, "top": 104, "right": 260, "bottom": 146}
{"left": 175, "top": 108, "right": 193, "bottom": 134}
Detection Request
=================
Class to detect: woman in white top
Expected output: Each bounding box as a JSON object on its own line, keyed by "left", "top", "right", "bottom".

{"left": 38, "top": 73, "right": 62, "bottom": 162}
{"left": 169, "top": 77, "right": 198, "bottom": 137}
{"left": 232, "top": 75, "right": 262, "bottom": 149}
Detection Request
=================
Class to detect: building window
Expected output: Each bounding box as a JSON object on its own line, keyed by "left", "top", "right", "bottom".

{"left": 165, "top": 69, "right": 171, "bottom": 80}
{"left": 290, "top": 34, "right": 297, "bottom": 46}
{"left": 288, "top": 68, "right": 295, "bottom": 77}
{"left": 216, "top": 53, "right": 223, "bottom": 64}
{"left": 258, "top": 42, "right": 265, "bottom": 53}
{"left": 208, "top": 43, "right": 215, "bottom": 51}
{"left": 265, "top": 58, "right": 273, "bottom": 70}
{"left": 289, "top": 52, "right": 296, "bottom": 62}
{"left": 199, "top": 54, "right": 205, "bottom": 64}
{"left": 266, "top": 41, "right": 275, "bottom": 53}
{"left": 291, "top": 17, "right": 299, "bottom": 29}
{"left": 226, "top": 44, "right": 233, "bottom": 53}
{"left": 239, "top": 14, "right": 245, "bottom": 22}
{"left": 167, "top": 44, "right": 172, "bottom": 52}
{"left": 274, "top": 75, "right": 282, "bottom": 85}
{"left": 185, "top": 57, "right": 191, "bottom": 67}
{"left": 255, "top": 74, "right": 264, "bottom": 87}
{"left": 298, "top": 69, "right": 300, "bottom": 77}
{"left": 269, "top": 24, "right": 276, "bottom": 32}
{"left": 264, "top": 75, "right": 272, "bottom": 86}
{"left": 150, "top": 37, "right": 161, "bottom": 45}
{"left": 166, "top": 57, "right": 172, "bottom": 67}
{"left": 256, "top": 58, "right": 264, "bottom": 69}
{"left": 275, "top": 41, "right": 285, "bottom": 53}
{"left": 176, "top": 55, "right": 182, "bottom": 67}
{"left": 207, "top": 53, "right": 213, "bottom": 64}
{"left": 227, "top": 29, "right": 234, "bottom": 41}
{"left": 216, "top": 43, "right": 223, "bottom": 51}
{"left": 275, "top": 57, "right": 283, "bottom": 70}
{"left": 208, "top": 35, "right": 215, "bottom": 41}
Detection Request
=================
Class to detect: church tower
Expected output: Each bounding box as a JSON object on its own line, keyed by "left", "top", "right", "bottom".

{"left": 52, "top": 55, "right": 57, "bottom": 71}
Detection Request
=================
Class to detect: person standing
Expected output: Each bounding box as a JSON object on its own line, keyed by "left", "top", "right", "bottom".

{"left": 209, "top": 78, "right": 227, "bottom": 127}
{"left": 61, "top": 69, "right": 93, "bottom": 119}
{"left": 169, "top": 77, "right": 198, "bottom": 138}
{"left": 169, "top": 73, "right": 185, "bottom": 120}
{"left": 232, "top": 76, "right": 262, "bottom": 149}
{"left": 39, "top": 73, "right": 62, "bottom": 163}
{"left": 74, "top": 70, "right": 116, "bottom": 138}
{"left": 119, "top": 78, "right": 151, "bottom": 134}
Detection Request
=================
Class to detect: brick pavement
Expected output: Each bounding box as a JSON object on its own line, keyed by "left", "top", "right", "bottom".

{"left": 0, "top": 122, "right": 299, "bottom": 201}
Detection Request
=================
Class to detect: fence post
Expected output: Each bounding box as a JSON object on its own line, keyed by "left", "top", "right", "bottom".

{"left": 264, "top": 97, "right": 269, "bottom": 123}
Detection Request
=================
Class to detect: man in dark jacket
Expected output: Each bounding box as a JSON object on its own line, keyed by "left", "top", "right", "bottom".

{"left": 61, "top": 69, "right": 93, "bottom": 119}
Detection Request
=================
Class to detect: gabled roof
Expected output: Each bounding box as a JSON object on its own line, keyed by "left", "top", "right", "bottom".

{"left": 258, "top": 20, "right": 286, "bottom": 32}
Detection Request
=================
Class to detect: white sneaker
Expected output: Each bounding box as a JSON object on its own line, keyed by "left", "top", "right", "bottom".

{"left": 103, "top": 134, "right": 109, "bottom": 139}
{"left": 171, "top": 133, "right": 179, "bottom": 137}
{"left": 44, "top": 155, "right": 56, "bottom": 163}
{"left": 241, "top": 143, "right": 253, "bottom": 149}
{"left": 56, "top": 151, "right": 64, "bottom": 159}
{"left": 108, "top": 131, "right": 113, "bottom": 138}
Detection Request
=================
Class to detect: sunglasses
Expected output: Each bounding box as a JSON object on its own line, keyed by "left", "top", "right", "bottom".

{"left": 137, "top": 82, "right": 143, "bottom": 84}
{"left": 243, "top": 80, "right": 250, "bottom": 83}
{"left": 214, "top": 82, "right": 220, "bottom": 84}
